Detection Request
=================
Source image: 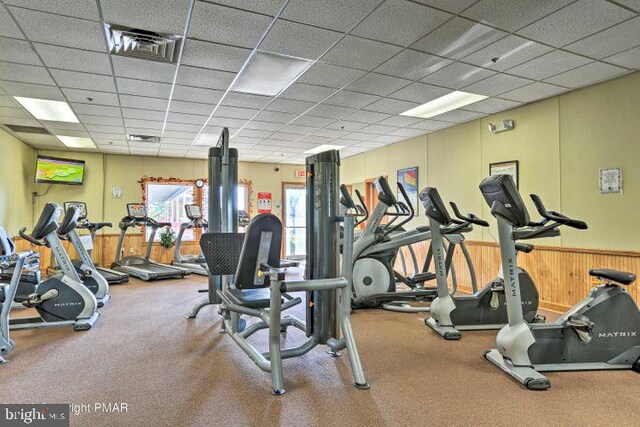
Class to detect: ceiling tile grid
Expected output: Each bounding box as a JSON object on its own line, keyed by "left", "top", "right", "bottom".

{"left": 0, "top": 0, "right": 637, "bottom": 161}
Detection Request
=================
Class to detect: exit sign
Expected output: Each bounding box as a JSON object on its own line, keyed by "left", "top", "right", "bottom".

{"left": 295, "top": 169, "right": 305, "bottom": 178}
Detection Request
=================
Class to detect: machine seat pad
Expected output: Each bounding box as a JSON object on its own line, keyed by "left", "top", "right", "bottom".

{"left": 225, "top": 287, "right": 280, "bottom": 309}
{"left": 408, "top": 271, "right": 436, "bottom": 284}
{"left": 589, "top": 269, "right": 636, "bottom": 286}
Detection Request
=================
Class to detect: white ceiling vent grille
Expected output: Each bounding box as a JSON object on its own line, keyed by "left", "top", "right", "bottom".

{"left": 5, "top": 125, "right": 51, "bottom": 134}
{"left": 128, "top": 134, "right": 161, "bottom": 143}
{"left": 105, "top": 23, "right": 182, "bottom": 63}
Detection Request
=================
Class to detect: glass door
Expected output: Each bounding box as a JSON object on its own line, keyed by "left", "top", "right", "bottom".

{"left": 283, "top": 183, "right": 306, "bottom": 259}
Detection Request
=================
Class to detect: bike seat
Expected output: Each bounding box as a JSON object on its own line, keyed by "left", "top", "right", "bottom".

{"left": 589, "top": 269, "right": 636, "bottom": 286}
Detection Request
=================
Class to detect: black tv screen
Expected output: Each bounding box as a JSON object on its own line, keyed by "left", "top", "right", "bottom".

{"left": 35, "top": 155, "right": 86, "bottom": 185}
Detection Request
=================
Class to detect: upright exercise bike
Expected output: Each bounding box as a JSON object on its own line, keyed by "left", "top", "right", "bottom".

{"left": 480, "top": 174, "right": 640, "bottom": 389}
{"left": 421, "top": 186, "right": 542, "bottom": 340}
{"left": 13, "top": 203, "right": 100, "bottom": 331}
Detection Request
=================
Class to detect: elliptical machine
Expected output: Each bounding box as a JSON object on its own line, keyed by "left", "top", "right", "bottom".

{"left": 351, "top": 176, "right": 474, "bottom": 312}
{"left": 421, "top": 186, "right": 542, "bottom": 340}
{"left": 12, "top": 203, "right": 100, "bottom": 331}
{"left": 480, "top": 174, "right": 640, "bottom": 389}
{"left": 0, "top": 227, "right": 33, "bottom": 364}
{"left": 56, "top": 206, "right": 111, "bottom": 307}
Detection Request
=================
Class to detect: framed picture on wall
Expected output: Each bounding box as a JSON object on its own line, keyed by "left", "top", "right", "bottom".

{"left": 397, "top": 166, "right": 419, "bottom": 213}
{"left": 489, "top": 160, "right": 519, "bottom": 188}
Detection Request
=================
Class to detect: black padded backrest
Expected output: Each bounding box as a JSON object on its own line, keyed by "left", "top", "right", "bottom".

{"left": 479, "top": 175, "right": 530, "bottom": 227}
{"left": 234, "top": 213, "right": 282, "bottom": 289}
{"left": 58, "top": 206, "right": 80, "bottom": 235}
{"left": 420, "top": 187, "right": 452, "bottom": 225}
{"left": 32, "top": 203, "right": 61, "bottom": 240}
{"left": 200, "top": 232, "right": 245, "bottom": 275}
{"left": 0, "top": 226, "right": 15, "bottom": 256}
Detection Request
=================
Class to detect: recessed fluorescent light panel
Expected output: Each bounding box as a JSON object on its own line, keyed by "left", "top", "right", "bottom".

{"left": 400, "top": 91, "right": 488, "bottom": 119}
{"left": 14, "top": 97, "right": 79, "bottom": 123}
{"left": 305, "top": 144, "right": 345, "bottom": 154}
{"left": 56, "top": 136, "right": 96, "bottom": 149}
{"left": 231, "top": 51, "right": 313, "bottom": 96}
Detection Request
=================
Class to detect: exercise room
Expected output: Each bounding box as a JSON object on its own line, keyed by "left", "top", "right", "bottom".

{"left": 1, "top": 0, "right": 639, "bottom": 426}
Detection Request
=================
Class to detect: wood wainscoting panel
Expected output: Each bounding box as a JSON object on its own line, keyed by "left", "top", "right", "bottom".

{"left": 395, "top": 240, "right": 640, "bottom": 312}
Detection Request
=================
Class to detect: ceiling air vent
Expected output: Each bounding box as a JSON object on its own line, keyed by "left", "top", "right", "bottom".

{"left": 128, "top": 134, "right": 161, "bottom": 144}
{"left": 4, "top": 124, "right": 51, "bottom": 134}
{"left": 105, "top": 23, "right": 182, "bottom": 63}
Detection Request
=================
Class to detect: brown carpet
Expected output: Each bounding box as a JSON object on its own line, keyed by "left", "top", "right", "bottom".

{"left": 2, "top": 275, "right": 639, "bottom": 427}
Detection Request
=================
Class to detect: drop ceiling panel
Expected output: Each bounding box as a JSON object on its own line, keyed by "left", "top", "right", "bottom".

{"left": 387, "top": 127, "right": 426, "bottom": 137}
{"left": 112, "top": 56, "right": 177, "bottom": 83}
{"left": 175, "top": 66, "right": 236, "bottom": 90}
{"left": 463, "top": 73, "right": 532, "bottom": 96}
{"left": 244, "top": 121, "right": 283, "bottom": 131}
{"left": 166, "top": 111, "right": 208, "bottom": 125}
{"left": 0, "top": 117, "right": 40, "bottom": 127}
{"left": 564, "top": 17, "right": 640, "bottom": 59}
{"left": 222, "top": 92, "right": 272, "bottom": 109}
{"left": 307, "top": 104, "right": 355, "bottom": 119}
{"left": 101, "top": 0, "right": 190, "bottom": 34}
{"left": 462, "top": 35, "right": 553, "bottom": 71}
{"left": 517, "top": 0, "right": 635, "bottom": 47}
{"left": 34, "top": 43, "right": 111, "bottom": 74}
{"left": 0, "top": 37, "right": 40, "bottom": 65}
{"left": 390, "top": 82, "right": 451, "bottom": 103}
{"left": 298, "top": 63, "right": 366, "bottom": 88}
{"left": 72, "top": 103, "right": 120, "bottom": 116}
{"left": 431, "top": 109, "right": 486, "bottom": 123}
{"left": 375, "top": 49, "right": 452, "bottom": 81}
{"left": 235, "top": 129, "right": 273, "bottom": 139}
{"left": 0, "top": 96, "right": 19, "bottom": 108}
{"left": 605, "top": 47, "right": 640, "bottom": 69}
{"left": 0, "top": 81, "right": 64, "bottom": 100}
{"left": 325, "top": 90, "right": 380, "bottom": 109}
{"left": 352, "top": 0, "right": 452, "bottom": 46}
{"left": 255, "top": 110, "right": 297, "bottom": 123}
{"left": 49, "top": 70, "right": 115, "bottom": 92}
{"left": 280, "top": 83, "right": 337, "bottom": 103}
{"left": 168, "top": 100, "right": 214, "bottom": 116}
{"left": 0, "top": 107, "right": 30, "bottom": 118}
{"left": 4, "top": 0, "right": 100, "bottom": 20}
{"left": 164, "top": 122, "right": 202, "bottom": 133}
{"left": 214, "top": 106, "right": 260, "bottom": 120}
{"left": 189, "top": 2, "right": 271, "bottom": 48}
{"left": 267, "top": 98, "right": 316, "bottom": 114}
{"left": 411, "top": 17, "right": 506, "bottom": 59}
{"left": 461, "top": 97, "right": 522, "bottom": 113}
{"left": 84, "top": 124, "right": 126, "bottom": 133}
{"left": 213, "top": 0, "right": 283, "bottom": 16}
{"left": 260, "top": 19, "right": 342, "bottom": 59}
{"left": 544, "top": 62, "right": 629, "bottom": 88}
{"left": 461, "top": 0, "right": 574, "bottom": 32}
{"left": 421, "top": 61, "right": 496, "bottom": 89}
{"left": 499, "top": 82, "right": 568, "bottom": 103}
{"left": 321, "top": 36, "right": 403, "bottom": 71}
{"left": 62, "top": 88, "right": 120, "bottom": 106}
{"left": 207, "top": 117, "right": 249, "bottom": 129}
{"left": 290, "top": 115, "right": 335, "bottom": 127}
{"left": 181, "top": 39, "right": 251, "bottom": 72}
{"left": 359, "top": 124, "right": 400, "bottom": 134}
{"left": 412, "top": 0, "right": 480, "bottom": 13}
{"left": 116, "top": 78, "right": 173, "bottom": 98}
{"left": 312, "top": 128, "right": 347, "bottom": 138}
{"left": 0, "top": 62, "right": 54, "bottom": 85}
{"left": 407, "top": 119, "right": 450, "bottom": 130}
{"left": 9, "top": 7, "right": 104, "bottom": 51}
{"left": 377, "top": 115, "right": 425, "bottom": 127}
{"left": 79, "top": 115, "right": 124, "bottom": 126}
{"left": 506, "top": 50, "right": 592, "bottom": 81}
{"left": 172, "top": 85, "right": 224, "bottom": 104}
{"left": 0, "top": 7, "right": 23, "bottom": 38}
{"left": 279, "top": 124, "right": 317, "bottom": 135}
{"left": 345, "top": 110, "right": 392, "bottom": 124}
{"left": 281, "top": 0, "right": 380, "bottom": 32}
{"left": 121, "top": 108, "right": 165, "bottom": 121}
{"left": 346, "top": 73, "right": 412, "bottom": 96}
{"left": 120, "top": 94, "right": 168, "bottom": 111}
{"left": 363, "top": 98, "right": 419, "bottom": 115}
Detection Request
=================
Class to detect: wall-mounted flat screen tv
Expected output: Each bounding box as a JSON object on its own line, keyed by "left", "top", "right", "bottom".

{"left": 35, "top": 155, "right": 86, "bottom": 185}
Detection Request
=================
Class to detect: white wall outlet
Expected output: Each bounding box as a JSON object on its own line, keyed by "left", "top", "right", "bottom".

{"left": 112, "top": 186, "right": 123, "bottom": 198}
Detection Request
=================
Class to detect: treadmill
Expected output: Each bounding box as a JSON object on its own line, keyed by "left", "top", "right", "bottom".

{"left": 63, "top": 202, "right": 129, "bottom": 285}
{"left": 112, "top": 203, "right": 190, "bottom": 281}
{"left": 173, "top": 204, "right": 208, "bottom": 276}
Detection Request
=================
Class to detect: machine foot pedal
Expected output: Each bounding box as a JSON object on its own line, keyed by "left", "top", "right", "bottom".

{"left": 525, "top": 378, "right": 551, "bottom": 390}
{"left": 354, "top": 382, "right": 370, "bottom": 390}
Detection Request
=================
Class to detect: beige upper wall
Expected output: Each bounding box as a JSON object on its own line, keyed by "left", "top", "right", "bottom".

{"left": 29, "top": 150, "right": 304, "bottom": 232}
{"left": 343, "top": 71, "right": 640, "bottom": 251}
{"left": 0, "top": 128, "right": 35, "bottom": 233}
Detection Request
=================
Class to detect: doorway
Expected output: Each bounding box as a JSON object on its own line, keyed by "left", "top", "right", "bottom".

{"left": 282, "top": 182, "right": 306, "bottom": 259}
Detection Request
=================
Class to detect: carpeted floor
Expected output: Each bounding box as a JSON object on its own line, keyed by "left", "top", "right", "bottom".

{"left": 2, "top": 273, "right": 639, "bottom": 427}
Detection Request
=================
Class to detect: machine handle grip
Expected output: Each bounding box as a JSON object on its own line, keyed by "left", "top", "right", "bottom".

{"left": 449, "top": 202, "right": 489, "bottom": 227}
{"left": 18, "top": 227, "right": 45, "bottom": 246}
